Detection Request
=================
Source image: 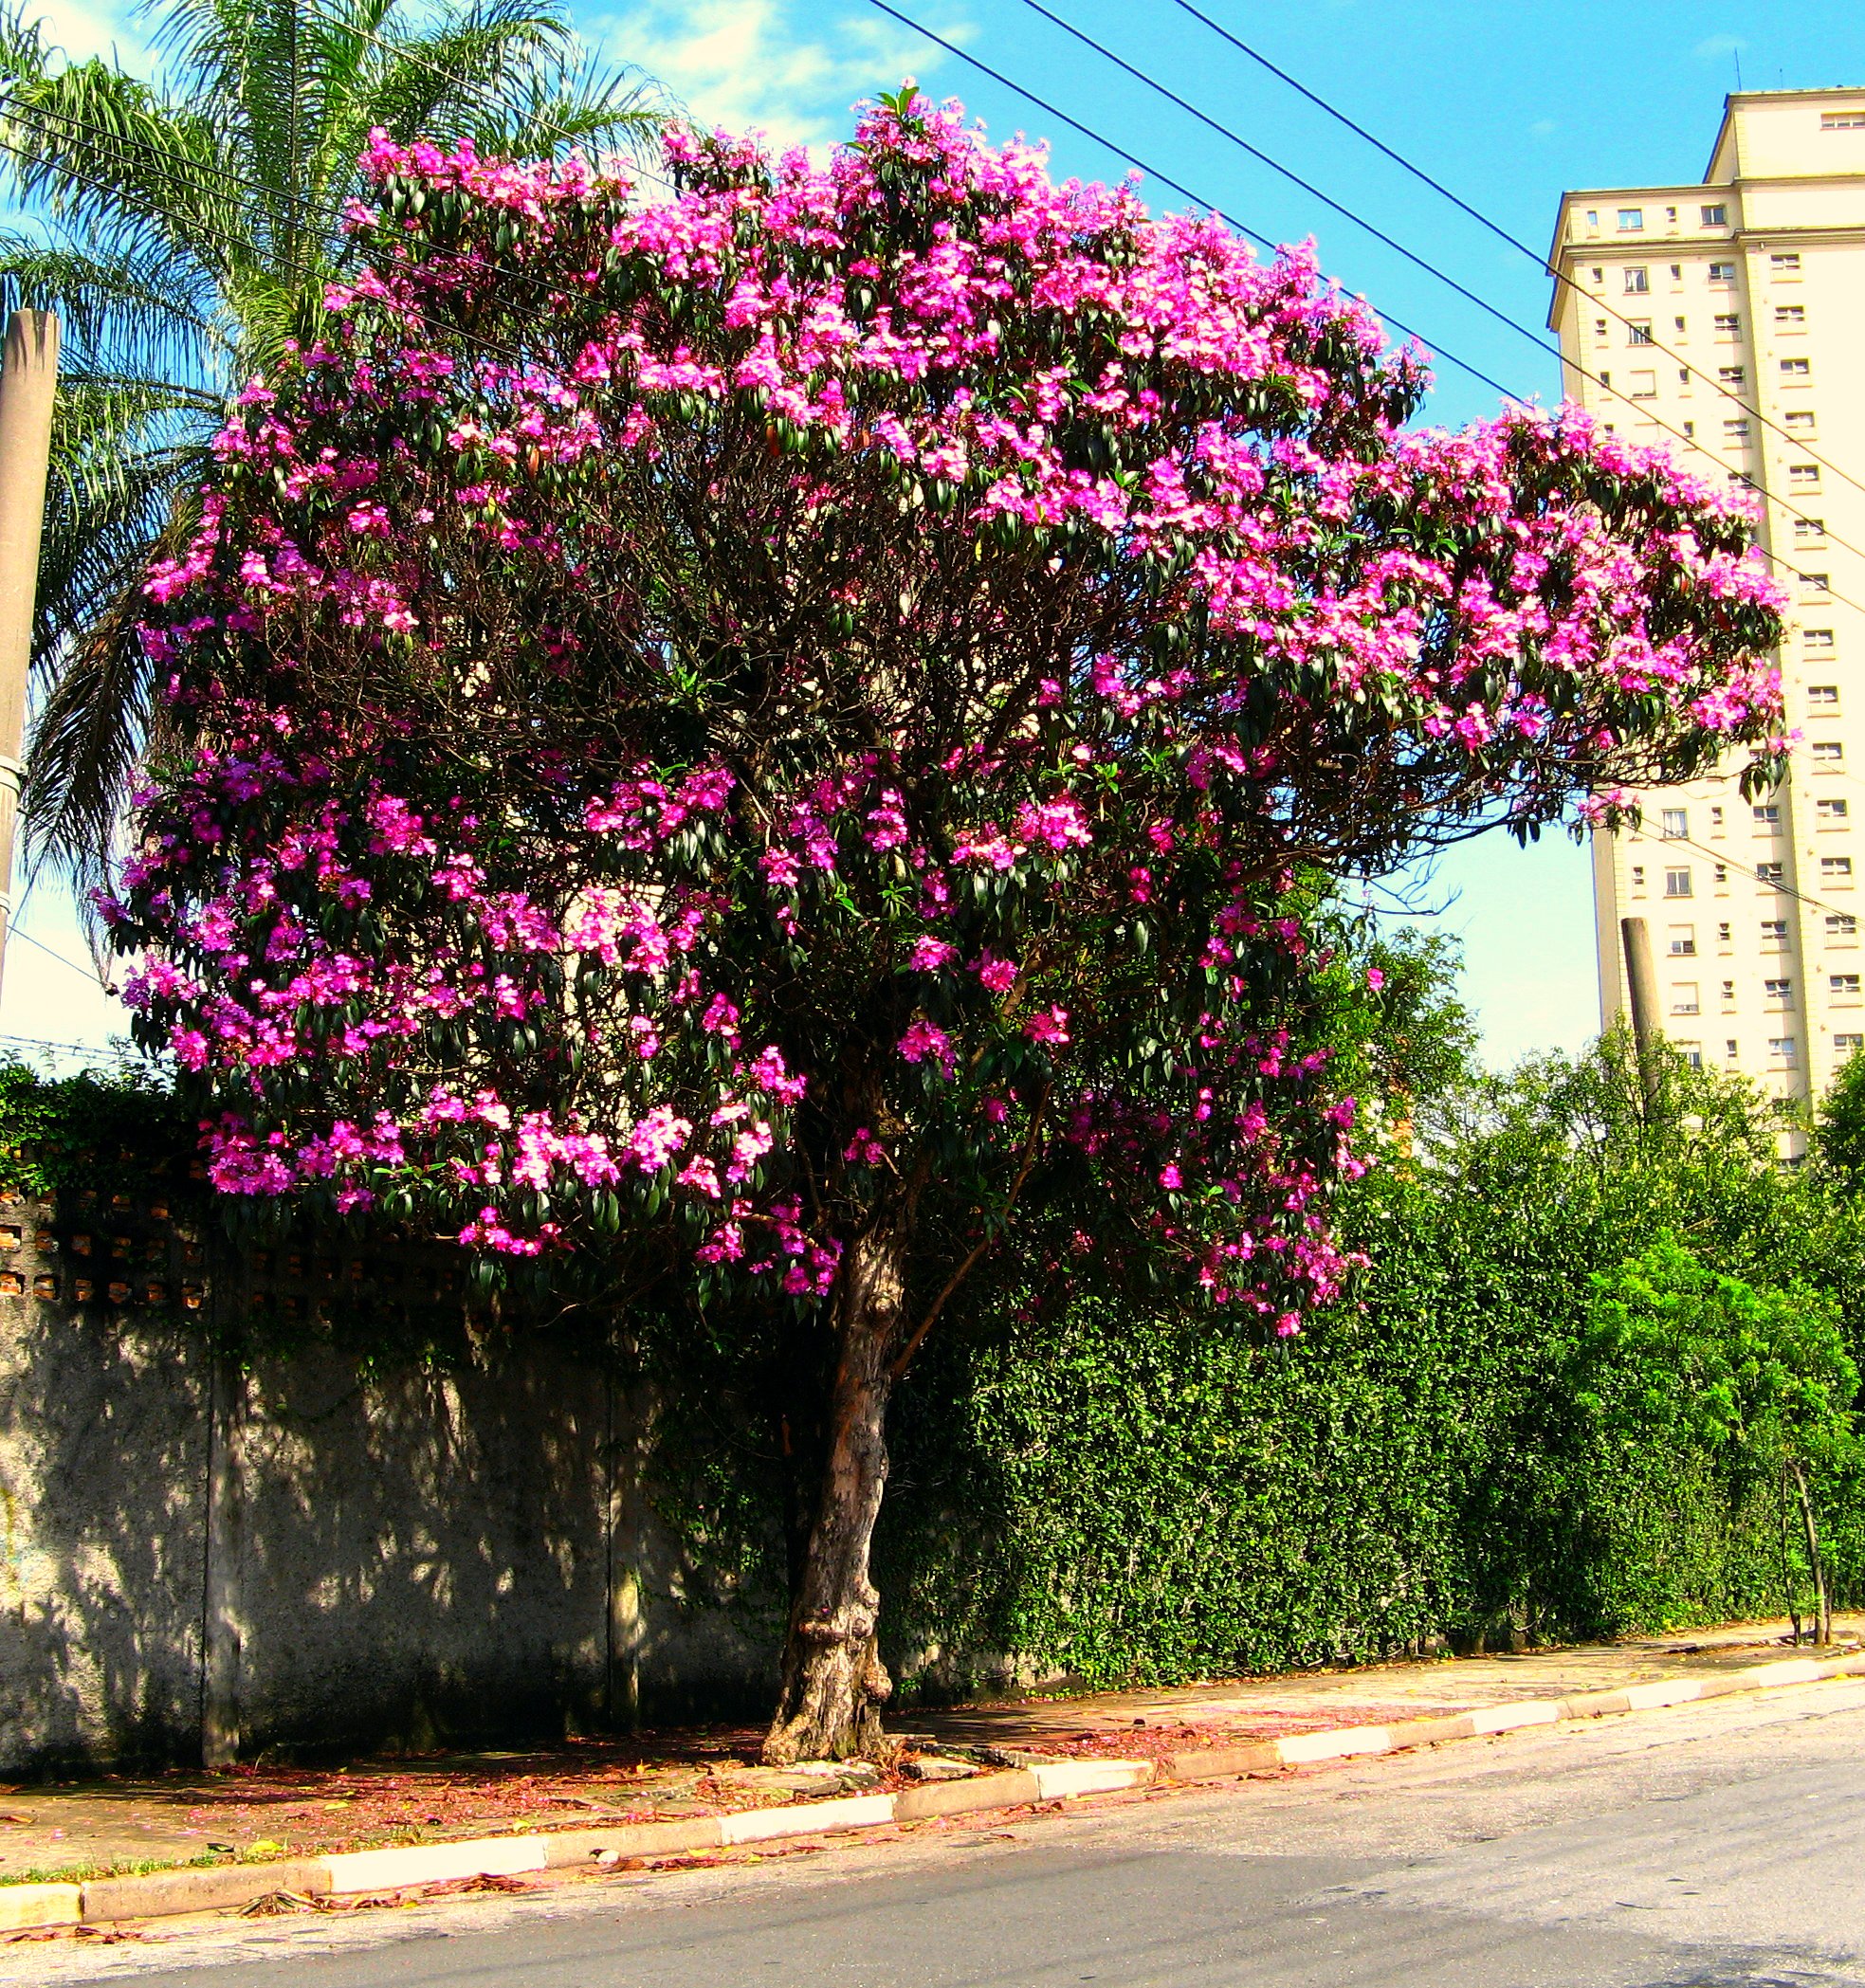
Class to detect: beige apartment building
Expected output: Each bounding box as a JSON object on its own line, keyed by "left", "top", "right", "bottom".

{"left": 1549, "top": 89, "right": 1865, "bottom": 1143}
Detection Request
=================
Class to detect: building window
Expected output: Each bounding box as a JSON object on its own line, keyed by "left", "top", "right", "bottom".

{"left": 1618, "top": 208, "right": 1645, "bottom": 230}
{"left": 1763, "top": 920, "right": 1788, "bottom": 945}
{"left": 1803, "top": 573, "right": 1831, "bottom": 595}
{"left": 1813, "top": 741, "right": 1844, "bottom": 763}
{"left": 1833, "top": 974, "right": 1862, "bottom": 1000}
{"left": 1786, "top": 410, "right": 1817, "bottom": 430}
{"left": 1811, "top": 687, "right": 1841, "bottom": 712}
{"left": 1710, "top": 807, "right": 1725, "bottom": 830}
{"left": 1806, "top": 629, "right": 1837, "bottom": 650}
{"left": 1594, "top": 318, "right": 1608, "bottom": 340}
{"left": 1822, "top": 856, "right": 1854, "bottom": 880}
{"left": 1628, "top": 320, "right": 1653, "bottom": 344}
{"left": 1790, "top": 465, "right": 1821, "bottom": 486}
{"left": 1673, "top": 984, "right": 1701, "bottom": 1015}
{"left": 1683, "top": 419, "right": 1695, "bottom": 437}
{"left": 1830, "top": 914, "right": 1859, "bottom": 940}
{"left": 1660, "top": 807, "right": 1688, "bottom": 838}
{"left": 1818, "top": 798, "right": 1850, "bottom": 823}
{"left": 1717, "top": 365, "right": 1746, "bottom": 386}
{"left": 1837, "top": 1032, "right": 1864, "bottom": 1054}
{"left": 1714, "top": 864, "right": 1728, "bottom": 885}
{"left": 1777, "top": 304, "right": 1806, "bottom": 326}
{"left": 1709, "top": 262, "right": 1737, "bottom": 283}
{"left": 1669, "top": 925, "right": 1696, "bottom": 956}
{"left": 1771, "top": 250, "right": 1801, "bottom": 272}
{"left": 1726, "top": 1038, "right": 1740, "bottom": 1058}
{"left": 1782, "top": 357, "right": 1812, "bottom": 378}
{"left": 1754, "top": 804, "right": 1782, "bottom": 826}
{"left": 1770, "top": 1036, "right": 1799, "bottom": 1064}
{"left": 1724, "top": 418, "right": 1750, "bottom": 439}
{"left": 1600, "top": 373, "right": 1612, "bottom": 391}
{"left": 1631, "top": 865, "right": 1646, "bottom": 887}
{"left": 1713, "top": 313, "right": 1741, "bottom": 335}
{"left": 1795, "top": 518, "right": 1828, "bottom": 540}
{"left": 1629, "top": 370, "right": 1656, "bottom": 399}
{"left": 1820, "top": 111, "right": 1865, "bottom": 129}
{"left": 1665, "top": 866, "right": 1692, "bottom": 897}
{"left": 1590, "top": 265, "right": 1603, "bottom": 284}
{"left": 1682, "top": 1046, "right": 1704, "bottom": 1069}
{"left": 1721, "top": 978, "right": 1737, "bottom": 1002}
{"left": 1702, "top": 204, "right": 1728, "bottom": 225}
{"left": 1585, "top": 210, "right": 1599, "bottom": 229}
{"left": 1764, "top": 977, "right": 1793, "bottom": 1002}
{"left": 1624, "top": 266, "right": 1649, "bottom": 294}
{"left": 1756, "top": 861, "right": 1784, "bottom": 883}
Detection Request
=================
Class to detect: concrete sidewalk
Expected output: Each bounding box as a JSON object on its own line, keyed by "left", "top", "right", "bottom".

{"left": 2, "top": 1615, "right": 1856, "bottom": 1894}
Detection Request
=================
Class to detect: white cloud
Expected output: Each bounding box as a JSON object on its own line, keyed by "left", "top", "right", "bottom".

{"left": 593, "top": 0, "right": 960, "bottom": 155}
{"left": 1692, "top": 33, "right": 1747, "bottom": 62}
{"left": 25, "top": 0, "right": 148, "bottom": 68}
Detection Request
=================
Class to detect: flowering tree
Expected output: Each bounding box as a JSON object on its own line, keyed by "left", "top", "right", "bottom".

{"left": 112, "top": 90, "right": 1786, "bottom": 1760}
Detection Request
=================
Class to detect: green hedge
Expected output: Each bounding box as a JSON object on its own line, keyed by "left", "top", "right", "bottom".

{"left": 874, "top": 1160, "right": 1865, "bottom": 1696}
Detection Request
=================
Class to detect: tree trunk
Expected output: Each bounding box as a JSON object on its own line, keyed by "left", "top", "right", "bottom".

{"left": 761, "top": 1219, "right": 906, "bottom": 1763}
{"left": 1787, "top": 1457, "right": 1831, "bottom": 1647}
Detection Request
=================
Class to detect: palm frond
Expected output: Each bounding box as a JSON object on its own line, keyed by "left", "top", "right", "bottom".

{"left": 0, "top": 229, "right": 224, "bottom": 383}
{"left": 3, "top": 0, "right": 674, "bottom": 880}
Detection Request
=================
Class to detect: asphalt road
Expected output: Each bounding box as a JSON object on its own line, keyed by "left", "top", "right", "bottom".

{"left": 17, "top": 1676, "right": 1865, "bottom": 1988}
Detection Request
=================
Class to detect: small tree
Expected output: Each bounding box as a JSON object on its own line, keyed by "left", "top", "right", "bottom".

{"left": 1580, "top": 1233, "right": 1859, "bottom": 1644}
{"left": 112, "top": 95, "right": 1786, "bottom": 1758}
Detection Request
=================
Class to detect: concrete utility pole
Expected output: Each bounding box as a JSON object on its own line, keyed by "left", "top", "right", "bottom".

{"left": 1620, "top": 915, "right": 1662, "bottom": 1111}
{"left": 0, "top": 310, "right": 59, "bottom": 1004}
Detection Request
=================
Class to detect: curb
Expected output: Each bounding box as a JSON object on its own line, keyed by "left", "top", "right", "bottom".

{"left": 9, "top": 1645, "right": 1863, "bottom": 1934}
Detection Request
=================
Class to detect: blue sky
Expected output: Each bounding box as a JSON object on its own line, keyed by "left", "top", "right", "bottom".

{"left": 10, "top": 0, "right": 1865, "bottom": 1062}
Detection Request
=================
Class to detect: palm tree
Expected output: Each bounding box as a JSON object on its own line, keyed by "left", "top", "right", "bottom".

{"left": 0, "top": 0, "right": 667, "bottom": 892}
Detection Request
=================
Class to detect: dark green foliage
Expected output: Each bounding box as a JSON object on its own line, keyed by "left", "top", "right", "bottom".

{"left": 0, "top": 1059, "right": 195, "bottom": 1202}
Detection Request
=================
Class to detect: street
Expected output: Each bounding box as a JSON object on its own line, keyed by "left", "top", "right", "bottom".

{"left": 13, "top": 1675, "right": 1865, "bottom": 1988}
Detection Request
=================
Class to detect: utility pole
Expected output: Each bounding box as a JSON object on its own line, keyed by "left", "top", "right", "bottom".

{"left": 1620, "top": 914, "right": 1663, "bottom": 1113}
{"left": 0, "top": 309, "right": 59, "bottom": 1003}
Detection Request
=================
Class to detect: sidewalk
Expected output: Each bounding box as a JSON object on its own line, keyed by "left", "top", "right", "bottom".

{"left": 3, "top": 1614, "right": 1856, "bottom": 1896}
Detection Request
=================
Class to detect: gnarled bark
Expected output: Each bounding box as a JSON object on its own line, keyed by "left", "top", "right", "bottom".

{"left": 761, "top": 1219, "right": 906, "bottom": 1763}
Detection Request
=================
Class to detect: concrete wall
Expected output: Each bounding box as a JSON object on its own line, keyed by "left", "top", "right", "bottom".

{"left": 0, "top": 1192, "right": 776, "bottom": 1772}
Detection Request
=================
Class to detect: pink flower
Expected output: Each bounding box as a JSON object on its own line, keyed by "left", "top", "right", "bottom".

{"left": 1023, "top": 1006, "right": 1070, "bottom": 1048}
{"left": 974, "top": 951, "right": 1017, "bottom": 994}
{"left": 898, "top": 1017, "right": 957, "bottom": 1078}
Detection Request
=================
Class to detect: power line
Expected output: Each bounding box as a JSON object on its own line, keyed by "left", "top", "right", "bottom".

{"left": 864, "top": 0, "right": 1522, "bottom": 404}
{"left": 1670, "top": 829, "right": 1858, "bottom": 929}
{"left": 989, "top": 0, "right": 1865, "bottom": 601}
{"left": 7, "top": 922, "right": 108, "bottom": 986}
{"left": 1165, "top": 0, "right": 1865, "bottom": 515}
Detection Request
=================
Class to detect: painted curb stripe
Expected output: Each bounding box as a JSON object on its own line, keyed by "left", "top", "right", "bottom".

{"left": 1277, "top": 1724, "right": 1393, "bottom": 1763}
{"left": 323, "top": 1835, "right": 548, "bottom": 1894}
{"left": 1468, "top": 1701, "right": 1564, "bottom": 1735}
{"left": 719, "top": 1794, "right": 897, "bottom": 1845}
{"left": 1030, "top": 1760, "right": 1154, "bottom": 1798}
{"left": 0, "top": 1883, "right": 81, "bottom": 1931}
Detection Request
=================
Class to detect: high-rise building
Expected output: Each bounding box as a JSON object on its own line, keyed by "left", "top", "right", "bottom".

{"left": 1549, "top": 90, "right": 1865, "bottom": 1144}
